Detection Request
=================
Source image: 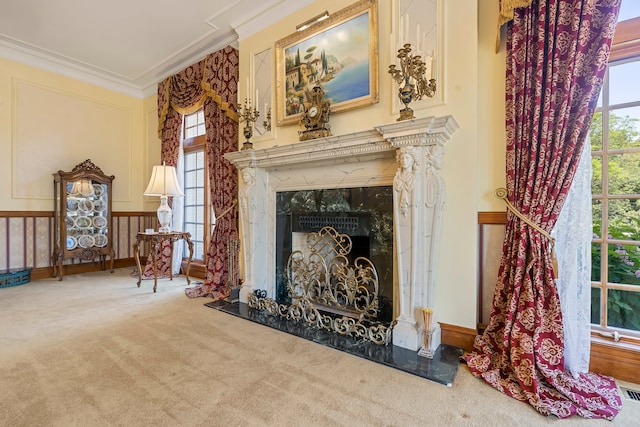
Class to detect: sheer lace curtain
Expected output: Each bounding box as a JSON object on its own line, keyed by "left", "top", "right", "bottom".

{"left": 552, "top": 137, "right": 593, "bottom": 377}
{"left": 170, "top": 150, "right": 185, "bottom": 275}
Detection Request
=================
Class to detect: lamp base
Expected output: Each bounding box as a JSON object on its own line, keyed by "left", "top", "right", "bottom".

{"left": 157, "top": 196, "right": 172, "bottom": 233}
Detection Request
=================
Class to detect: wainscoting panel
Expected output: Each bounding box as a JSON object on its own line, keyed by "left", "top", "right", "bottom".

{"left": 478, "top": 212, "right": 507, "bottom": 327}
{"left": 0, "top": 211, "right": 156, "bottom": 277}
{"left": 477, "top": 211, "right": 640, "bottom": 383}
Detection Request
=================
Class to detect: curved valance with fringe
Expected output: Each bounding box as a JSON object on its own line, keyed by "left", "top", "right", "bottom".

{"left": 157, "top": 49, "right": 239, "bottom": 139}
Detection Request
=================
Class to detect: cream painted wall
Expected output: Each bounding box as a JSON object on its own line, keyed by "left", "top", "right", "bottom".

{"left": 239, "top": 0, "right": 485, "bottom": 329}
{"left": 478, "top": 0, "right": 507, "bottom": 212}
{"left": 142, "top": 94, "right": 162, "bottom": 213}
{"left": 0, "top": 58, "right": 148, "bottom": 212}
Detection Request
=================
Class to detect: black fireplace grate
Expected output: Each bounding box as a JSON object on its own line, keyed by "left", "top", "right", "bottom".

{"left": 297, "top": 215, "right": 359, "bottom": 235}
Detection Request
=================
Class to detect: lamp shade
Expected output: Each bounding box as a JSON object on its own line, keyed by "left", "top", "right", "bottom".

{"left": 144, "top": 165, "right": 183, "bottom": 197}
{"left": 71, "top": 179, "right": 94, "bottom": 197}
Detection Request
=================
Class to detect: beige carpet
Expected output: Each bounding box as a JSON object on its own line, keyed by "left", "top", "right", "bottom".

{"left": 1, "top": 268, "right": 639, "bottom": 427}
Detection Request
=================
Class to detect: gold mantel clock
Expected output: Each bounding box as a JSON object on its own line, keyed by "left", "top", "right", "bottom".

{"left": 298, "top": 84, "right": 332, "bottom": 141}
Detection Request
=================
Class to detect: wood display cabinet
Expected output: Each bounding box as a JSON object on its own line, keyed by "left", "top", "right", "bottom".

{"left": 52, "top": 159, "right": 115, "bottom": 280}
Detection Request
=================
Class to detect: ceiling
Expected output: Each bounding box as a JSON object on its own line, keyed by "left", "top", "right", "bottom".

{"left": 0, "top": 0, "right": 314, "bottom": 98}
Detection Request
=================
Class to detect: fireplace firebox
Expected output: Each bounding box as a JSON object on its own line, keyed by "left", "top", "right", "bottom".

{"left": 274, "top": 187, "right": 394, "bottom": 323}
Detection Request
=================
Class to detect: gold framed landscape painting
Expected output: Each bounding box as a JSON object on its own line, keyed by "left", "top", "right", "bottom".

{"left": 275, "top": 0, "right": 379, "bottom": 126}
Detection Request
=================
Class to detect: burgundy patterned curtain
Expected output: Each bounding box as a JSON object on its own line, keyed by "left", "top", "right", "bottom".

{"left": 146, "top": 47, "right": 239, "bottom": 289}
{"left": 185, "top": 46, "right": 239, "bottom": 299}
{"left": 465, "top": 0, "right": 621, "bottom": 420}
{"left": 140, "top": 83, "right": 187, "bottom": 279}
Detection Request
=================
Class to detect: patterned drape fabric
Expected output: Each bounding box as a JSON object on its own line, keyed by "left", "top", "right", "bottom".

{"left": 465, "top": 0, "right": 621, "bottom": 420}
{"left": 144, "top": 47, "right": 239, "bottom": 293}
{"left": 185, "top": 46, "right": 240, "bottom": 299}
{"left": 141, "top": 95, "right": 183, "bottom": 279}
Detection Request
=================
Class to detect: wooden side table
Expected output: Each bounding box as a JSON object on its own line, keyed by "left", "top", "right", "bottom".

{"left": 134, "top": 231, "right": 194, "bottom": 292}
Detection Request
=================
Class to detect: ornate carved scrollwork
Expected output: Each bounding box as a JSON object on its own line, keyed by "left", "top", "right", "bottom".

{"left": 248, "top": 226, "right": 394, "bottom": 345}
{"left": 71, "top": 159, "right": 105, "bottom": 175}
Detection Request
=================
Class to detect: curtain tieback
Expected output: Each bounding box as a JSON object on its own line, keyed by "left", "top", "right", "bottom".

{"left": 216, "top": 199, "right": 238, "bottom": 220}
{"left": 495, "top": 188, "right": 558, "bottom": 278}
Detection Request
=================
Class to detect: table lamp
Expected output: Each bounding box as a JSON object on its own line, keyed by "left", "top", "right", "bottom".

{"left": 144, "top": 163, "right": 183, "bottom": 233}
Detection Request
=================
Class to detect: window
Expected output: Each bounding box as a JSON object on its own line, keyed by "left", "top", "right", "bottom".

{"left": 182, "top": 110, "right": 213, "bottom": 263}
{"left": 590, "top": 2, "right": 640, "bottom": 342}
{"left": 184, "top": 150, "right": 206, "bottom": 260}
{"left": 184, "top": 110, "right": 205, "bottom": 139}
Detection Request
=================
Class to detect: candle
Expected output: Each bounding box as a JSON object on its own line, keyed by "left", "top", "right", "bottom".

{"left": 246, "top": 77, "right": 249, "bottom": 100}
{"left": 416, "top": 24, "right": 420, "bottom": 52}
{"left": 405, "top": 14, "right": 409, "bottom": 46}
{"left": 422, "top": 32, "right": 427, "bottom": 57}
{"left": 256, "top": 89, "right": 259, "bottom": 107}
{"left": 425, "top": 55, "right": 433, "bottom": 80}
{"left": 430, "top": 51, "right": 435, "bottom": 79}
{"left": 399, "top": 15, "right": 403, "bottom": 47}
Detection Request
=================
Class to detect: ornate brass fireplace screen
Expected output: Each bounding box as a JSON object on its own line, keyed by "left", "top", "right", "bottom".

{"left": 248, "top": 226, "right": 395, "bottom": 345}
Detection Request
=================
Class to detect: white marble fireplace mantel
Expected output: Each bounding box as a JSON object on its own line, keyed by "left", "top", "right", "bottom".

{"left": 225, "top": 115, "right": 459, "bottom": 351}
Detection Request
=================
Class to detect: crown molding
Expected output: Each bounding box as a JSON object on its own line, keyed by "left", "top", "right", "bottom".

{"left": 231, "top": 0, "right": 315, "bottom": 41}
{"left": 0, "top": 0, "right": 314, "bottom": 99}
{"left": 0, "top": 39, "right": 144, "bottom": 98}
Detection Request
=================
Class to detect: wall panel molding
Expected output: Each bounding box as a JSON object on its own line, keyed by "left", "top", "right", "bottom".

{"left": 11, "top": 78, "right": 134, "bottom": 202}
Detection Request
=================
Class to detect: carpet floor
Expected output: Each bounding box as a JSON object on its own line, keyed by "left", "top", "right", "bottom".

{"left": 1, "top": 268, "right": 639, "bottom": 426}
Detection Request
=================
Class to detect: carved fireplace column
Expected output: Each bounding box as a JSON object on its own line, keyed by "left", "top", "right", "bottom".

{"left": 376, "top": 116, "right": 458, "bottom": 351}
{"left": 225, "top": 151, "right": 270, "bottom": 303}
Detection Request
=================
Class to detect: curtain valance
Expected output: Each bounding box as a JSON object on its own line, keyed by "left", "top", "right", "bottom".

{"left": 157, "top": 47, "right": 239, "bottom": 138}
{"left": 495, "top": 0, "right": 534, "bottom": 51}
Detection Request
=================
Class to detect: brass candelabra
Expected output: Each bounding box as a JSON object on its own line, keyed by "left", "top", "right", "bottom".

{"left": 262, "top": 106, "right": 271, "bottom": 132}
{"left": 388, "top": 43, "right": 436, "bottom": 121}
{"left": 238, "top": 98, "right": 260, "bottom": 150}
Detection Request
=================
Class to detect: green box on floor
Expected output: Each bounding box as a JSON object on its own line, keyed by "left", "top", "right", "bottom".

{"left": 0, "top": 268, "right": 32, "bottom": 288}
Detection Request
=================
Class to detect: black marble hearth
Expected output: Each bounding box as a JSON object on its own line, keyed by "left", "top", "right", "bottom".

{"left": 205, "top": 300, "right": 463, "bottom": 387}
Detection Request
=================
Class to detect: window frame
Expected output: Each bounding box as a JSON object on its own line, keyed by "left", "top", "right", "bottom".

{"left": 182, "top": 111, "right": 211, "bottom": 267}
{"left": 590, "top": 15, "right": 640, "bottom": 345}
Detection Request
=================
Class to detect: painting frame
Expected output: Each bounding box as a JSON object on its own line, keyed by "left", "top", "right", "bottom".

{"left": 275, "top": 0, "right": 379, "bottom": 126}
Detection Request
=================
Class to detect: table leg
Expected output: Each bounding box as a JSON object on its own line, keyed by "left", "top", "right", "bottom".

{"left": 169, "top": 239, "right": 174, "bottom": 281}
{"left": 134, "top": 240, "right": 142, "bottom": 288}
{"left": 152, "top": 240, "right": 158, "bottom": 293}
{"left": 185, "top": 237, "right": 194, "bottom": 286}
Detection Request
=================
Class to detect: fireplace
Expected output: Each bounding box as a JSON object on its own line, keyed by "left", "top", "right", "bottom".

{"left": 225, "top": 116, "right": 458, "bottom": 352}
{"left": 275, "top": 187, "right": 394, "bottom": 324}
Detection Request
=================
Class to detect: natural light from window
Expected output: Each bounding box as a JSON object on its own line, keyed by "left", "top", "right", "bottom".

{"left": 182, "top": 111, "right": 207, "bottom": 261}
{"left": 589, "top": 0, "right": 640, "bottom": 341}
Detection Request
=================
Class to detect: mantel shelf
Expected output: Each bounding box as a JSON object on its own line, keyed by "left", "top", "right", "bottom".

{"left": 225, "top": 116, "right": 459, "bottom": 170}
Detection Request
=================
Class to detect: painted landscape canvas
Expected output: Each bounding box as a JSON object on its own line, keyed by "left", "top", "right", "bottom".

{"left": 275, "top": 0, "right": 378, "bottom": 126}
